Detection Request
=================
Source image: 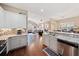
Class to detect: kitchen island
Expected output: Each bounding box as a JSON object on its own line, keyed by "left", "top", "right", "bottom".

{"left": 56, "top": 32, "right": 79, "bottom": 56}
{"left": 43, "top": 31, "right": 79, "bottom": 56}
{"left": 0, "top": 34, "right": 28, "bottom": 54}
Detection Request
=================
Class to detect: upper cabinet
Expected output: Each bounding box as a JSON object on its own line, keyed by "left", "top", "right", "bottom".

{"left": 0, "top": 7, "right": 5, "bottom": 28}
{"left": 16, "top": 13, "right": 26, "bottom": 28}
{"left": 0, "top": 6, "right": 27, "bottom": 28}
{"left": 5, "top": 11, "right": 26, "bottom": 28}
{"left": 5, "top": 11, "right": 18, "bottom": 28}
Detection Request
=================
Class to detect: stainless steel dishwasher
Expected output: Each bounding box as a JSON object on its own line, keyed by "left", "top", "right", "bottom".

{"left": 57, "top": 39, "right": 78, "bottom": 56}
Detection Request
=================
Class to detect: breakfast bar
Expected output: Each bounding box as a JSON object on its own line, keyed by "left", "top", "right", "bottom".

{"left": 56, "top": 32, "right": 79, "bottom": 55}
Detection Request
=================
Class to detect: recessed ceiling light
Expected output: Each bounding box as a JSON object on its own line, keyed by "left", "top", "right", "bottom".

{"left": 40, "top": 9, "right": 44, "bottom": 12}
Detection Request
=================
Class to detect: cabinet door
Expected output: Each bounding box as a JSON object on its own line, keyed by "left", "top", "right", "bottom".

{"left": 7, "top": 36, "right": 27, "bottom": 52}
{"left": 19, "top": 35, "right": 27, "bottom": 47}
{"left": 0, "top": 7, "right": 5, "bottom": 28}
{"left": 17, "top": 14, "right": 26, "bottom": 28}
{"left": 10, "top": 37, "right": 19, "bottom": 50}
{"left": 43, "top": 35, "right": 46, "bottom": 45}
{"left": 43, "top": 34, "right": 50, "bottom": 47}
{"left": 5, "top": 11, "right": 26, "bottom": 28}
{"left": 5, "top": 11, "right": 18, "bottom": 28}
{"left": 49, "top": 35, "right": 57, "bottom": 52}
{"left": 7, "top": 37, "right": 19, "bottom": 52}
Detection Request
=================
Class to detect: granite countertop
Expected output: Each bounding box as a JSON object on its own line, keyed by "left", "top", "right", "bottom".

{"left": 56, "top": 31, "right": 79, "bottom": 36}
{"left": 56, "top": 35, "right": 79, "bottom": 48}
{"left": 0, "top": 34, "right": 27, "bottom": 40}
{"left": 43, "top": 31, "right": 79, "bottom": 47}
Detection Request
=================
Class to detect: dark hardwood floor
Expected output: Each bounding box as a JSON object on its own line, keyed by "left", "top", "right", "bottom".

{"left": 7, "top": 37, "right": 47, "bottom": 56}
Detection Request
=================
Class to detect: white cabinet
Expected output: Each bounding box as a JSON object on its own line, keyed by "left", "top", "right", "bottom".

{"left": 0, "top": 8, "right": 26, "bottom": 28}
{"left": 10, "top": 37, "right": 19, "bottom": 50}
{"left": 43, "top": 33, "right": 57, "bottom": 52}
{"left": 7, "top": 36, "right": 20, "bottom": 51}
{"left": 5, "top": 11, "right": 18, "bottom": 28}
{"left": 7, "top": 35, "right": 27, "bottom": 52}
{"left": 0, "top": 7, "right": 5, "bottom": 28}
{"left": 49, "top": 35, "right": 57, "bottom": 52}
{"left": 5, "top": 11, "right": 26, "bottom": 28}
{"left": 17, "top": 14, "right": 26, "bottom": 28}
{"left": 43, "top": 34, "right": 50, "bottom": 47}
{"left": 19, "top": 35, "right": 27, "bottom": 47}
{"left": 7, "top": 37, "right": 19, "bottom": 53}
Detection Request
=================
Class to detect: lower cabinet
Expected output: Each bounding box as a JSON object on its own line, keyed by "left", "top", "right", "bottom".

{"left": 57, "top": 41, "right": 78, "bottom": 56}
{"left": 43, "top": 34, "right": 57, "bottom": 52}
{"left": 43, "top": 34, "right": 50, "bottom": 47}
{"left": 10, "top": 37, "right": 19, "bottom": 50}
{"left": 19, "top": 35, "right": 27, "bottom": 47}
{"left": 7, "top": 35, "right": 27, "bottom": 53}
{"left": 43, "top": 34, "right": 78, "bottom": 56}
{"left": 49, "top": 35, "right": 57, "bottom": 52}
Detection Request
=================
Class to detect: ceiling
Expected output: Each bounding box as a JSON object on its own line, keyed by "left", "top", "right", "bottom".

{"left": 4, "top": 3, "right": 79, "bottom": 24}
